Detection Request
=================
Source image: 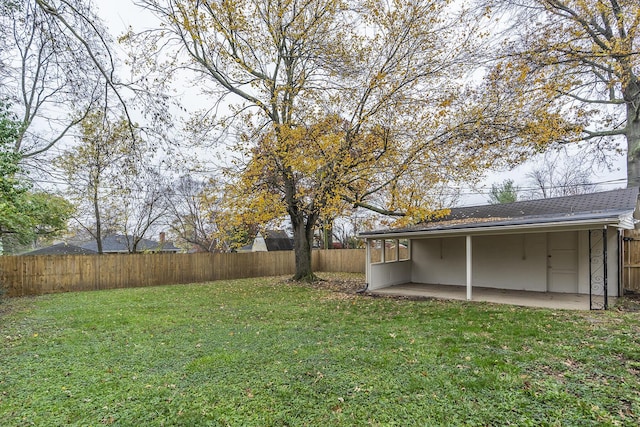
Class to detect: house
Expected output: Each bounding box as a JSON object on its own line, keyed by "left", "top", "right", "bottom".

{"left": 22, "top": 243, "right": 98, "bottom": 256}
{"left": 359, "top": 187, "right": 640, "bottom": 310}
{"left": 22, "top": 234, "right": 181, "bottom": 255}
{"left": 77, "top": 234, "right": 180, "bottom": 253}
{"left": 250, "top": 230, "right": 294, "bottom": 252}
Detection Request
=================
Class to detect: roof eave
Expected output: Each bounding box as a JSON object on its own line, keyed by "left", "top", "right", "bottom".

{"left": 359, "top": 215, "right": 633, "bottom": 240}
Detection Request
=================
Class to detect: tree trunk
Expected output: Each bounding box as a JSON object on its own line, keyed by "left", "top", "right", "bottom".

{"left": 93, "top": 185, "right": 103, "bottom": 254}
{"left": 291, "top": 216, "right": 315, "bottom": 281}
{"left": 322, "top": 218, "right": 334, "bottom": 250}
{"left": 627, "top": 101, "right": 640, "bottom": 188}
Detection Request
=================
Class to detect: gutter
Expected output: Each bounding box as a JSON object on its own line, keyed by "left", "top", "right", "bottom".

{"left": 358, "top": 215, "right": 632, "bottom": 240}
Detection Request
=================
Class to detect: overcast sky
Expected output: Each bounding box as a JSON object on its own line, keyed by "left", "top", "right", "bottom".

{"left": 96, "top": 0, "right": 148, "bottom": 34}
{"left": 92, "top": 0, "right": 627, "bottom": 206}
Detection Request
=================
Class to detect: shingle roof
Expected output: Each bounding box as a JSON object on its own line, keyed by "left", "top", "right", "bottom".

{"left": 263, "top": 230, "right": 294, "bottom": 251}
{"left": 22, "top": 243, "right": 98, "bottom": 256}
{"left": 78, "top": 235, "right": 180, "bottom": 253}
{"left": 361, "top": 187, "right": 639, "bottom": 236}
{"left": 442, "top": 187, "right": 639, "bottom": 222}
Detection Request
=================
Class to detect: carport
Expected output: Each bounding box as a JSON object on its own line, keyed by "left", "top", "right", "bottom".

{"left": 359, "top": 188, "right": 640, "bottom": 310}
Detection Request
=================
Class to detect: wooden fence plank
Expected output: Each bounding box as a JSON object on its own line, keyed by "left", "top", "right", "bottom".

{"left": 0, "top": 249, "right": 365, "bottom": 297}
{"left": 624, "top": 230, "right": 640, "bottom": 293}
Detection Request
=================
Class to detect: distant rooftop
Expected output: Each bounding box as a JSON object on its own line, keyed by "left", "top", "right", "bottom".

{"left": 22, "top": 243, "right": 97, "bottom": 256}
{"left": 78, "top": 234, "right": 180, "bottom": 253}
{"left": 262, "top": 230, "right": 294, "bottom": 251}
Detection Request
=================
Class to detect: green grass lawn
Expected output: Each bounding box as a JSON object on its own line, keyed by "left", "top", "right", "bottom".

{"left": 1, "top": 273, "right": 639, "bottom": 426}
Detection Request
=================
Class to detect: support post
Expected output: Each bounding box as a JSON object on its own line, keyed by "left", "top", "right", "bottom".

{"left": 589, "top": 228, "right": 609, "bottom": 310}
{"left": 466, "top": 235, "right": 472, "bottom": 300}
{"left": 589, "top": 230, "right": 593, "bottom": 309}
{"left": 603, "top": 227, "right": 608, "bottom": 310}
{"left": 365, "top": 239, "right": 371, "bottom": 286}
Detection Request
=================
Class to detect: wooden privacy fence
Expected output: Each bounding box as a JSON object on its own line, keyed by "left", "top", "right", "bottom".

{"left": 0, "top": 249, "right": 365, "bottom": 297}
{"left": 623, "top": 229, "right": 640, "bottom": 294}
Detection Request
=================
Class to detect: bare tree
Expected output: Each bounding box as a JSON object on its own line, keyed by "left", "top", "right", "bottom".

{"left": 165, "top": 176, "right": 221, "bottom": 253}
{"left": 54, "top": 110, "right": 134, "bottom": 253}
{"left": 119, "top": 165, "right": 171, "bottom": 253}
{"left": 0, "top": 0, "right": 127, "bottom": 162}
{"left": 525, "top": 152, "right": 598, "bottom": 199}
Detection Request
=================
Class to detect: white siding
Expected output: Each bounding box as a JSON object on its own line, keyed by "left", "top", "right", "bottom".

{"left": 251, "top": 234, "right": 268, "bottom": 252}
{"left": 411, "top": 234, "right": 547, "bottom": 291}
{"left": 607, "top": 227, "right": 621, "bottom": 297}
{"left": 368, "top": 261, "right": 411, "bottom": 290}
{"left": 473, "top": 234, "right": 548, "bottom": 291}
{"left": 370, "top": 228, "right": 621, "bottom": 297}
{"left": 577, "top": 230, "right": 590, "bottom": 294}
{"left": 411, "top": 237, "right": 466, "bottom": 285}
{"left": 577, "top": 228, "right": 621, "bottom": 297}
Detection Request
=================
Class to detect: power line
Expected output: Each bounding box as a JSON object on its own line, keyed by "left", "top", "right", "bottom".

{"left": 27, "top": 176, "right": 628, "bottom": 197}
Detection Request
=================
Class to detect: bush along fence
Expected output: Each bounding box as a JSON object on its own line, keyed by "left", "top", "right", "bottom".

{"left": 0, "top": 249, "right": 365, "bottom": 297}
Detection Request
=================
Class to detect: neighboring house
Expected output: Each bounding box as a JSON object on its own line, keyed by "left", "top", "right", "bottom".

{"left": 250, "top": 230, "right": 294, "bottom": 252}
{"left": 359, "top": 187, "right": 640, "bottom": 310}
{"left": 22, "top": 243, "right": 98, "bottom": 256}
{"left": 236, "top": 244, "right": 254, "bottom": 253}
{"left": 78, "top": 234, "right": 180, "bottom": 254}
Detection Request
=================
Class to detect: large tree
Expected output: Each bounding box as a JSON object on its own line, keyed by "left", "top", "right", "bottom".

{"left": 134, "top": 0, "right": 504, "bottom": 280}
{"left": 0, "top": 103, "right": 32, "bottom": 243}
{"left": 56, "top": 110, "right": 171, "bottom": 253}
{"left": 54, "top": 110, "right": 136, "bottom": 254}
{"left": 476, "top": 0, "right": 639, "bottom": 185}
{"left": 0, "top": 103, "right": 72, "bottom": 252}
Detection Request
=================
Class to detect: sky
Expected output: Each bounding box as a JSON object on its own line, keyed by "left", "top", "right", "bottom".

{"left": 93, "top": 0, "right": 628, "bottom": 207}
{"left": 96, "top": 0, "right": 149, "bottom": 34}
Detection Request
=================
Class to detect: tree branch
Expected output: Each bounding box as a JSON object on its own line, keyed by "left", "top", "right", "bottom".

{"left": 34, "top": 0, "right": 136, "bottom": 135}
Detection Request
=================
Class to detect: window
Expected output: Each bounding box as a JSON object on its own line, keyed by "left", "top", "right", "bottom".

{"left": 369, "top": 238, "right": 410, "bottom": 264}
{"left": 384, "top": 239, "right": 398, "bottom": 262}
{"left": 369, "top": 239, "right": 383, "bottom": 264}
{"left": 399, "top": 239, "right": 410, "bottom": 261}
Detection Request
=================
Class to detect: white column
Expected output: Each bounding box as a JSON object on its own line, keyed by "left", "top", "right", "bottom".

{"left": 395, "top": 239, "right": 400, "bottom": 261}
{"left": 365, "top": 239, "right": 371, "bottom": 286}
{"left": 466, "top": 235, "right": 472, "bottom": 300}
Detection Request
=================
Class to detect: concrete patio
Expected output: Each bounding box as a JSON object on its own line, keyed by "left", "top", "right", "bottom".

{"left": 369, "top": 283, "right": 612, "bottom": 310}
